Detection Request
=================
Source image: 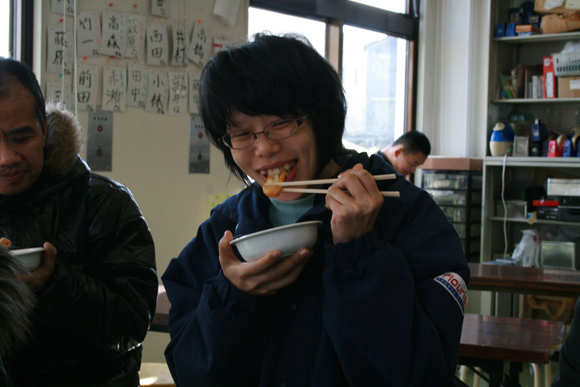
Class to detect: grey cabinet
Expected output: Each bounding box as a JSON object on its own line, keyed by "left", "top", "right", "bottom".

{"left": 420, "top": 157, "right": 483, "bottom": 262}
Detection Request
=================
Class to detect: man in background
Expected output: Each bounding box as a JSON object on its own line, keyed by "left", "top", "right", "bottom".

{"left": 378, "top": 131, "right": 431, "bottom": 176}
{"left": 0, "top": 57, "right": 157, "bottom": 387}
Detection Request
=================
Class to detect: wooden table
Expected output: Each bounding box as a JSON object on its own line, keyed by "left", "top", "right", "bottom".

{"left": 458, "top": 313, "right": 563, "bottom": 387}
{"left": 469, "top": 262, "right": 580, "bottom": 298}
{"left": 151, "top": 285, "right": 170, "bottom": 333}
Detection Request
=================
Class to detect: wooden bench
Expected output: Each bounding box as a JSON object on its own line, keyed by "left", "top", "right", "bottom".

{"left": 459, "top": 313, "right": 564, "bottom": 387}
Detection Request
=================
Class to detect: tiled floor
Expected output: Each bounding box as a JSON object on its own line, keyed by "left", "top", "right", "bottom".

{"left": 458, "top": 361, "right": 560, "bottom": 387}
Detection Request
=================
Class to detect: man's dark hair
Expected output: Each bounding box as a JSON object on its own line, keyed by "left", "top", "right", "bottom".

{"left": 0, "top": 57, "right": 46, "bottom": 130}
{"left": 392, "top": 131, "right": 431, "bottom": 156}
{"left": 199, "top": 33, "right": 347, "bottom": 185}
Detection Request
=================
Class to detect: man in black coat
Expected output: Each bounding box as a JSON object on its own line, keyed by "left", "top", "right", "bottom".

{"left": 0, "top": 57, "right": 157, "bottom": 387}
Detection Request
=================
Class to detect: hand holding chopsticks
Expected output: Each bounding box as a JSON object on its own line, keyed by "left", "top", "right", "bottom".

{"left": 263, "top": 173, "right": 399, "bottom": 197}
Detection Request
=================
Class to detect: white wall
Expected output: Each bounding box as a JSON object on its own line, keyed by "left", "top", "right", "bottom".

{"left": 34, "top": 0, "right": 248, "bottom": 363}
{"left": 417, "top": 0, "right": 490, "bottom": 158}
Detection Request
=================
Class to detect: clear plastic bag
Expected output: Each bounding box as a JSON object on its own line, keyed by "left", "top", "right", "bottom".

{"left": 512, "top": 229, "right": 541, "bottom": 267}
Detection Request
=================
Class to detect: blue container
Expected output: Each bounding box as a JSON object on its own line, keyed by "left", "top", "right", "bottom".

{"left": 489, "top": 122, "right": 515, "bottom": 156}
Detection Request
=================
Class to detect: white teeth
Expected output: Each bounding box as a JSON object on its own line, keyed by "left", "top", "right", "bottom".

{"left": 260, "top": 170, "right": 267, "bottom": 175}
{"left": 267, "top": 169, "right": 274, "bottom": 175}
{"left": 284, "top": 163, "right": 290, "bottom": 170}
{"left": 273, "top": 167, "right": 280, "bottom": 175}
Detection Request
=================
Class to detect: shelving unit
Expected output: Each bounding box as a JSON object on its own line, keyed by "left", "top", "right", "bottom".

{"left": 480, "top": 157, "right": 580, "bottom": 262}
{"left": 483, "top": 3, "right": 580, "bottom": 264}
{"left": 488, "top": 4, "right": 580, "bottom": 134}
{"left": 420, "top": 157, "right": 483, "bottom": 262}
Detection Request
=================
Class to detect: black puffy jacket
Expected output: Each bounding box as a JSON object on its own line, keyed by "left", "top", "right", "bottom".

{"left": 1, "top": 106, "right": 158, "bottom": 387}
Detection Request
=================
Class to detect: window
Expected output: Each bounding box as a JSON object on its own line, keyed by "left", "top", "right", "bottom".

{"left": 350, "top": 0, "right": 406, "bottom": 14}
{"left": 249, "top": 0, "right": 417, "bottom": 154}
{"left": 1, "top": 0, "right": 10, "bottom": 57}
{"left": 248, "top": 8, "right": 326, "bottom": 56}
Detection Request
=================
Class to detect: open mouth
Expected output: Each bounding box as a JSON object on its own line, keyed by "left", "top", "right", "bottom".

{"left": 260, "top": 161, "right": 296, "bottom": 182}
{"left": 260, "top": 161, "right": 296, "bottom": 198}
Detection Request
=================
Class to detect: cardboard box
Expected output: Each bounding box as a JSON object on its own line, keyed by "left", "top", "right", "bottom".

{"left": 535, "top": 0, "right": 580, "bottom": 14}
{"left": 558, "top": 76, "right": 580, "bottom": 98}
{"left": 542, "top": 12, "right": 580, "bottom": 34}
{"left": 516, "top": 24, "right": 541, "bottom": 35}
{"left": 543, "top": 56, "right": 557, "bottom": 98}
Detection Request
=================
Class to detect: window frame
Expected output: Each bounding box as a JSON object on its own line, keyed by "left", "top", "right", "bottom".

{"left": 10, "top": 0, "right": 34, "bottom": 66}
{"left": 249, "top": 0, "right": 420, "bottom": 133}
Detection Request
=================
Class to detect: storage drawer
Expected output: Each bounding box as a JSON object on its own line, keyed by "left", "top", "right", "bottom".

{"left": 495, "top": 200, "right": 527, "bottom": 218}
{"left": 452, "top": 223, "right": 481, "bottom": 239}
{"left": 427, "top": 190, "right": 482, "bottom": 206}
{"left": 440, "top": 206, "right": 481, "bottom": 222}
{"left": 423, "top": 172, "right": 469, "bottom": 190}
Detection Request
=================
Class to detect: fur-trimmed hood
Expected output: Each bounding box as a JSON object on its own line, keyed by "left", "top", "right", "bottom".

{"left": 0, "top": 248, "right": 35, "bottom": 356}
{"left": 44, "top": 104, "right": 83, "bottom": 176}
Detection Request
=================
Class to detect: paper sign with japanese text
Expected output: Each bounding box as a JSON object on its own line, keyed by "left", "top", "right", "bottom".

{"left": 46, "top": 81, "right": 72, "bottom": 110}
{"left": 102, "top": 66, "right": 127, "bottom": 112}
{"left": 100, "top": 10, "right": 126, "bottom": 58}
{"left": 187, "top": 20, "right": 211, "bottom": 69}
{"left": 46, "top": 26, "right": 73, "bottom": 75}
{"left": 151, "top": 0, "right": 171, "bottom": 18}
{"left": 168, "top": 72, "right": 188, "bottom": 115}
{"left": 77, "top": 11, "right": 101, "bottom": 57}
{"left": 51, "top": 0, "right": 74, "bottom": 15}
{"left": 125, "top": 14, "right": 146, "bottom": 59}
{"left": 127, "top": 63, "right": 148, "bottom": 109}
{"left": 145, "top": 70, "right": 169, "bottom": 114}
{"left": 147, "top": 24, "right": 169, "bottom": 66}
{"left": 171, "top": 24, "right": 188, "bottom": 67}
{"left": 76, "top": 64, "right": 99, "bottom": 112}
{"left": 189, "top": 72, "right": 201, "bottom": 114}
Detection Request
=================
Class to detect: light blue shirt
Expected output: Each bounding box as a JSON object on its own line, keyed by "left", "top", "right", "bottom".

{"left": 269, "top": 195, "right": 315, "bottom": 227}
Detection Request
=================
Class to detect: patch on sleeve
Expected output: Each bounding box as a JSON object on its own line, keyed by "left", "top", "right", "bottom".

{"left": 434, "top": 272, "right": 468, "bottom": 315}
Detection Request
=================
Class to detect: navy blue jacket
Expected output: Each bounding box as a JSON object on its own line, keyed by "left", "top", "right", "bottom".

{"left": 162, "top": 152, "right": 470, "bottom": 386}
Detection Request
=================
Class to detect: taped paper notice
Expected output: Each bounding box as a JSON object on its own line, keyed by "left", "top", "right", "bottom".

{"left": 213, "top": 0, "right": 241, "bottom": 26}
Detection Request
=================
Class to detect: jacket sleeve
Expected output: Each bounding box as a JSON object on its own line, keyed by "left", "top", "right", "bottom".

{"left": 34, "top": 183, "right": 158, "bottom": 352}
{"left": 322, "top": 191, "right": 469, "bottom": 387}
{"left": 162, "top": 212, "right": 274, "bottom": 386}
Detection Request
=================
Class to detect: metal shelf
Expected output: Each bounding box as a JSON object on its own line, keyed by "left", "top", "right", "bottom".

{"left": 489, "top": 216, "right": 580, "bottom": 227}
{"left": 494, "top": 32, "right": 580, "bottom": 44}
{"left": 492, "top": 98, "right": 580, "bottom": 104}
{"left": 484, "top": 156, "right": 580, "bottom": 168}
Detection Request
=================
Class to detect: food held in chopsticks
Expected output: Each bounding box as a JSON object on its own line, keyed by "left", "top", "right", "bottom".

{"left": 0, "top": 237, "right": 11, "bottom": 249}
{"left": 261, "top": 164, "right": 293, "bottom": 198}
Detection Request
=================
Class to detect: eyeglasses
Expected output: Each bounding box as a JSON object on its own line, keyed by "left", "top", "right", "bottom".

{"left": 220, "top": 115, "right": 308, "bottom": 150}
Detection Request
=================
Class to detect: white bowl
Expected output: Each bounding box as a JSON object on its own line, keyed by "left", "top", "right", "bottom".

{"left": 230, "top": 221, "right": 323, "bottom": 261}
{"left": 11, "top": 247, "right": 44, "bottom": 271}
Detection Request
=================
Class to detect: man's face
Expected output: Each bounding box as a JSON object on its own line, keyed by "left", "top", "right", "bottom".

{"left": 392, "top": 150, "right": 427, "bottom": 176}
{"left": 0, "top": 84, "right": 46, "bottom": 196}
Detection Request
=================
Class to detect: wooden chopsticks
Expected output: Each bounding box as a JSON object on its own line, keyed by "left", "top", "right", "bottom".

{"left": 263, "top": 173, "right": 399, "bottom": 197}
{"left": 282, "top": 188, "right": 400, "bottom": 197}
{"left": 263, "top": 173, "right": 396, "bottom": 187}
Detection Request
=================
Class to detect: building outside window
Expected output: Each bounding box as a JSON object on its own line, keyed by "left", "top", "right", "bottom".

{"left": 1, "top": 0, "right": 10, "bottom": 58}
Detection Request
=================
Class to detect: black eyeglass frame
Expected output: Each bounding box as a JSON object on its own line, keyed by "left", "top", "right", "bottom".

{"left": 220, "top": 115, "right": 309, "bottom": 150}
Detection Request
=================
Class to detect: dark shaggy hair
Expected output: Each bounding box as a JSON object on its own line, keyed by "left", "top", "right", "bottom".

{"left": 0, "top": 246, "right": 35, "bottom": 357}
{"left": 0, "top": 57, "right": 46, "bottom": 131}
{"left": 199, "top": 33, "right": 347, "bottom": 185}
